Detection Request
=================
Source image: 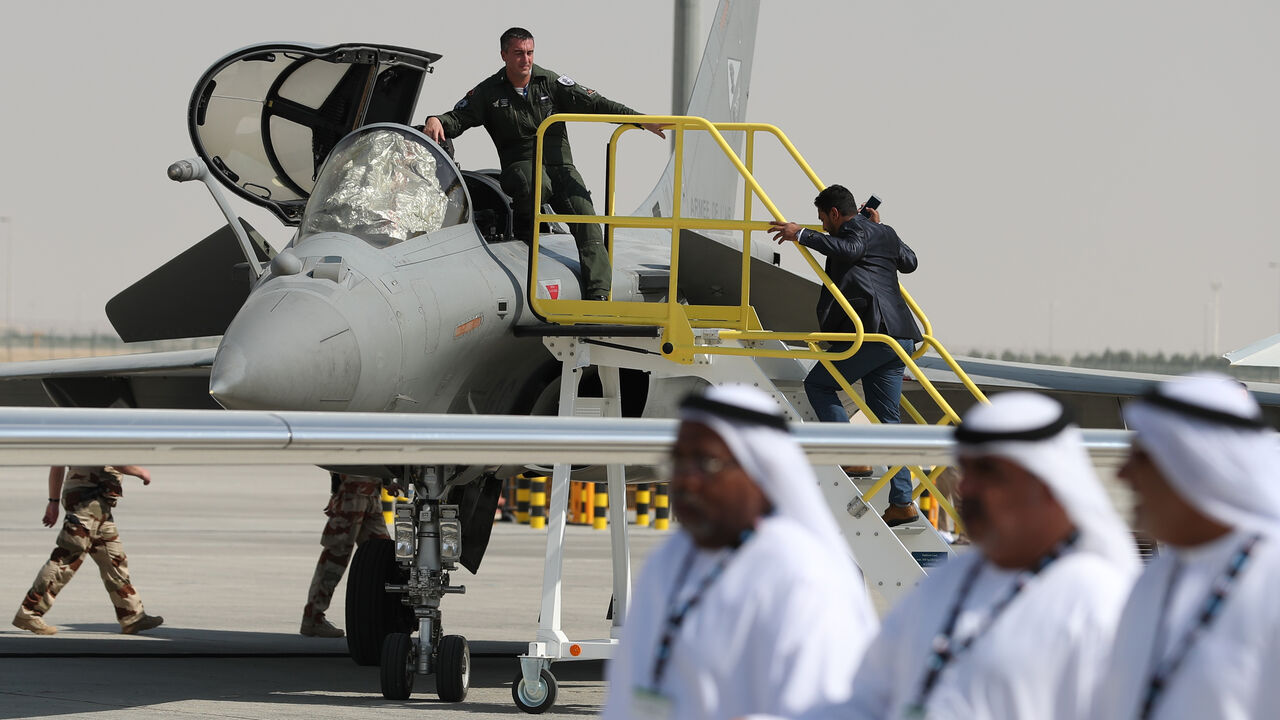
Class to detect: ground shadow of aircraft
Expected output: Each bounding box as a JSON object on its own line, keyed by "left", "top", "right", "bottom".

{"left": 0, "top": 632, "right": 605, "bottom": 719}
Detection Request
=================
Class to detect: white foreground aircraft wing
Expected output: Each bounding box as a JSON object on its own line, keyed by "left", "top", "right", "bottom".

{"left": 0, "top": 406, "right": 1132, "bottom": 469}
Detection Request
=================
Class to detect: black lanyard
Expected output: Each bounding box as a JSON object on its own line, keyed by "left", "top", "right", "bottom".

{"left": 1136, "top": 533, "right": 1261, "bottom": 720}
{"left": 909, "top": 531, "right": 1080, "bottom": 713}
{"left": 648, "top": 533, "right": 750, "bottom": 691}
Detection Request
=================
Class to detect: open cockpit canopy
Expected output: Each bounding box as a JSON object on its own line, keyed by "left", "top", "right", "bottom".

{"left": 188, "top": 42, "right": 441, "bottom": 225}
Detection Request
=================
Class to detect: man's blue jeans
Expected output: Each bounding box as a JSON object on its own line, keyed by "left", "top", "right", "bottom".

{"left": 805, "top": 338, "right": 916, "bottom": 507}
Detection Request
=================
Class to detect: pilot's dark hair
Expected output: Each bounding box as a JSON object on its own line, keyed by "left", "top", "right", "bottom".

{"left": 500, "top": 27, "right": 534, "bottom": 51}
{"left": 814, "top": 185, "right": 858, "bottom": 216}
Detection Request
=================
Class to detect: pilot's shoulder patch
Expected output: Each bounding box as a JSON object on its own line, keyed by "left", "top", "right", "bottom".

{"left": 454, "top": 98, "right": 468, "bottom": 110}
{"left": 557, "top": 75, "right": 575, "bottom": 86}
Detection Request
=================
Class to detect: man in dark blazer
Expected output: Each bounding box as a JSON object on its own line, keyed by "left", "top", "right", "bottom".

{"left": 770, "top": 185, "right": 923, "bottom": 526}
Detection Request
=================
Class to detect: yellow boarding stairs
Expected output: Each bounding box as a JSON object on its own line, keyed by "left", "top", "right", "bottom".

{"left": 511, "top": 114, "right": 990, "bottom": 707}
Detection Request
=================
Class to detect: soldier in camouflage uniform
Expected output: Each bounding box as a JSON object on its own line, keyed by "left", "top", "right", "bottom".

{"left": 13, "top": 466, "right": 164, "bottom": 636}
{"left": 300, "top": 473, "right": 391, "bottom": 637}
{"left": 424, "top": 26, "right": 667, "bottom": 300}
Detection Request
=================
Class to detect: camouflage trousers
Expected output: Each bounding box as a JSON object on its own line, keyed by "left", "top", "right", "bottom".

{"left": 18, "top": 498, "right": 145, "bottom": 626}
{"left": 302, "top": 489, "right": 389, "bottom": 622}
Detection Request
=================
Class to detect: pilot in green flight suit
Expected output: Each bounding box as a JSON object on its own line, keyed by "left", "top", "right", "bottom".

{"left": 424, "top": 27, "right": 666, "bottom": 301}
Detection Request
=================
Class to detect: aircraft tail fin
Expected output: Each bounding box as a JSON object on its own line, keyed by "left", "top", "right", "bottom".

{"left": 106, "top": 220, "right": 274, "bottom": 342}
{"left": 633, "top": 0, "right": 760, "bottom": 221}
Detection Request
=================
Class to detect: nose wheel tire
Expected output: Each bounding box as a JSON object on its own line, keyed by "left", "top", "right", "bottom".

{"left": 379, "top": 632, "right": 416, "bottom": 700}
{"left": 346, "top": 538, "right": 411, "bottom": 666}
{"left": 436, "top": 634, "right": 470, "bottom": 702}
{"left": 511, "top": 668, "right": 557, "bottom": 714}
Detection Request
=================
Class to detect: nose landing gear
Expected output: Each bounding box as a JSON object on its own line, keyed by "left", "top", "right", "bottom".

{"left": 349, "top": 466, "right": 471, "bottom": 703}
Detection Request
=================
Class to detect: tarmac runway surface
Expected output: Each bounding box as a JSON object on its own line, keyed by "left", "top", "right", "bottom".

{"left": 0, "top": 465, "right": 670, "bottom": 718}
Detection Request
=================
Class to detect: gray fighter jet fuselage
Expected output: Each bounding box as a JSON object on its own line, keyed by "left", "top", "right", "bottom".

{"left": 206, "top": 125, "right": 660, "bottom": 418}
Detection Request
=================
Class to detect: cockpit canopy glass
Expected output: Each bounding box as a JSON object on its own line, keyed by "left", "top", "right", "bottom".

{"left": 188, "top": 43, "right": 439, "bottom": 225}
{"left": 299, "top": 126, "right": 469, "bottom": 248}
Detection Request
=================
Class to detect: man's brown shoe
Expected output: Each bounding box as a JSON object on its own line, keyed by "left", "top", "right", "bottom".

{"left": 882, "top": 503, "right": 920, "bottom": 527}
{"left": 300, "top": 617, "right": 344, "bottom": 638}
{"left": 12, "top": 612, "right": 57, "bottom": 635}
{"left": 842, "top": 466, "right": 874, "bottom": 478}
{"left": 121, "top": 614, "right": 164, "bottom": 635}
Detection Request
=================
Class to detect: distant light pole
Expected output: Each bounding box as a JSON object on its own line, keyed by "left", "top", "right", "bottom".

{"left": 673, "top": 0, "right": 699, "bottom": 115}
{"left": 1210, "top": 280, "right": 1223, "bottom": 356}
{"left": 1203, "top": 303, "right": 1210, "bottom": 356}
{"left": 1270, "top": 261, "right": 1279, "bottom": 332}
{"left": 1047, "top": 299, "right": 1058, "bottom": 357}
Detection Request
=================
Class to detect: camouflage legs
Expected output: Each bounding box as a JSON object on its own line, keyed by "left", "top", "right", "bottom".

{"left": 302, "top": 497, "right": 390, "bottom": 623}
{"left": 500, "top": 161, "right": 612, "bottom": 297}
{"left": 17, "top": 499, "right": 144, "bottom": 627}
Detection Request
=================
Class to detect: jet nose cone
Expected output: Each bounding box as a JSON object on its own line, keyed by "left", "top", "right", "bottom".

{"left": 210, "top": 290, "right": 361, "bottom": 411}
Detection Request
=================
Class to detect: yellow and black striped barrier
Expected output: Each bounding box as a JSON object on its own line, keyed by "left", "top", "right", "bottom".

{"left": 592, "top": 481, "right": 608, "bottom": 530}
{"left": 569, "top": 481, "right": 595, "bottom": 526}
{"left": 529, "top": 476, "right": 547, "bottom": 530}
{"left": 516, "top": 474, "right": 531, "bottom": 525}
{"left": 635, "top": 483, "right": 651, "bottom": 527}
{"left": 653, "top": 483, "right": 670, "bottom": 530}
{"left": 506, "top": 475, "right": 671, "bottom": 531}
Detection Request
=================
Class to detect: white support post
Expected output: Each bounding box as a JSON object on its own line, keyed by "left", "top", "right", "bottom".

{"left": 532, "top": 355, "right": 582, "bottom": 655}
{"left": 598, "top": 365, "right": 632, "bottom": 635}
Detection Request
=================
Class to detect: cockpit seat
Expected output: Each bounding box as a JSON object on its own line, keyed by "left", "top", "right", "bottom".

{"left": 462, "top": 170, "right": 515, "bottom": 243}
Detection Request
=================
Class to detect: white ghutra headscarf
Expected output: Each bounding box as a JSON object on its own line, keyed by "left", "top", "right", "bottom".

{"left": 1123, "top": 372, "right": 1280, "bottom": 538}
{"left": 954, "top": 392, "right": 1140, "bottom": 576}
{"left": 679, "top": 384, "right": 862, "bottom": 576}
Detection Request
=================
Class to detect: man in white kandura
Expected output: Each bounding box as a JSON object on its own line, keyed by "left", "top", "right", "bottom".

{"left": 810, "top": 392, "right": 1138, "bottom": 720}
{"left": 602, "top": 384, "right": 877, "bottom": 720}
{"left": 1093, "top": 373, "right": 1280, "bottom": 720}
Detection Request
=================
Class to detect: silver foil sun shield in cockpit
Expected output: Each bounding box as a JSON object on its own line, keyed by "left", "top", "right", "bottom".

{"left": 299, "top": 127, "right": 468, "bottom": 248}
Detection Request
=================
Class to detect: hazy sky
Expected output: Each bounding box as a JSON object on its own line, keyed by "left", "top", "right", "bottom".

{"left": 1, "top": 0, "right": 1277, "bottom": 355}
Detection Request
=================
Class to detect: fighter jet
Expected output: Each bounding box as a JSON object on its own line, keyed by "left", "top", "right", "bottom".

{"left": 2, "top": 0, "right": 1278, "bottom": 707}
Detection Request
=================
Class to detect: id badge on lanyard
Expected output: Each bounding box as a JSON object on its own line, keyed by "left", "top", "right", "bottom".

{"left": 632, "top": 687, "right": 674, "bottom": 720}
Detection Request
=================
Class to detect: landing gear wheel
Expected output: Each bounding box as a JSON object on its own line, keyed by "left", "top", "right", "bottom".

{"left": 511, "top": 667, "right": 557, "bottom": 714}
{"left": 379, "top": 632, "right": 416, "bottom": 700}
{"left": 436, "top": 634, "right": 470, "bottom": 702}
{"left": 346, "top": 538, "right": 411, "bottom": 666}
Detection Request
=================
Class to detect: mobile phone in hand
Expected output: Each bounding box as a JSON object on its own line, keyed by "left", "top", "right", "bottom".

{"left": 861, "top": 194, "right": 882, "bottom": 218}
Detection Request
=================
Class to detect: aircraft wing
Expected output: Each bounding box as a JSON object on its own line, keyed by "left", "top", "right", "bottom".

{"left": 0, "top": 405, "right": 1132, "bottom": 469}
{"left": 1226, "top": 333, "right": 1280, "bottom": 368}
{"left": 0, "top": 348, "right": 217, "bottom": 409}
{"left": 905, "top": 354, "right": 1280, "bottom": 428}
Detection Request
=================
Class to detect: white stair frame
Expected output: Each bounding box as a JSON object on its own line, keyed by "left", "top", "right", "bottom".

{"left": 519, "top": 332, "right": 958, "bottom": 688}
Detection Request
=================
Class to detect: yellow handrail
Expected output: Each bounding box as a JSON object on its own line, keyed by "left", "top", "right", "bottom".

{"left": 527, "top": 113, "right": 988, "bottom": 530}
